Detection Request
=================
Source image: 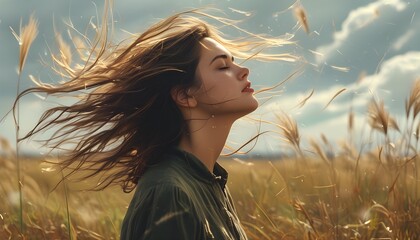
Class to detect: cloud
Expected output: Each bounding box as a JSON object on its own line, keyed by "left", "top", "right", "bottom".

{"left": 354, "top": 51, "right": 420, "bottom": 108}
{"left": 316, "top": 0, "right": 407, "bottom": 64}
{"left": 253, "top": 51, "right": 420, "bottom": 150}
{"left": 1, "top": 0, "right": 419, "bottom": 155}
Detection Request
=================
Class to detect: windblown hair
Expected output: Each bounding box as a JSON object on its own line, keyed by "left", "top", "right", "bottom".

{"left": 16, "top": 8, "right": 295, "bottom": 192}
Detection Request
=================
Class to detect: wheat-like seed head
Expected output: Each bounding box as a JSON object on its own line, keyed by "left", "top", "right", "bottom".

{"left": 276, "top": 113, "right": 300, "bottom": 149}
{"left": 405, "top": 78, "right": 420, "bottom": 119}
{"left": 10, "top": 14, "right": 39, "bottom": 74}
{"left": 293, "top": 5, "right": 309, "bottom": 34}
{"left": 368, "top": 100, "right": 399, "bottom": 135}
{"left": 56, "top": 33, "right": 73, "bottom": 68}
{"left": 320, "top": 133, "right": 329, "bottom": 146}
{"left": 348, "top": 109, "right": 354, "bottom": 131}
{"left": 310, "top": 138, "right": 328, "bottom": 164}
{"left": 368, "top": 100, "right": 387, "bottom": 134}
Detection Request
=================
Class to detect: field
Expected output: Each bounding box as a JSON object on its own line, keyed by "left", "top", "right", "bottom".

{"left": 2, "top": 80, "right": 420, "bottom": 239}
{"left": 1, "top": 146, "right": 419, "bottom": 239}
{"left": 3, "top": 4, "right": 420, "bottom": 239}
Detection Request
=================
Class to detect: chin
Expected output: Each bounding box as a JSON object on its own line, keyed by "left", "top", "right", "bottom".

{"left": 248, "top": 97, "right": 259, "bottom": 112}
{"left": 237, "top": 98, "right": 259, "bottom": 117}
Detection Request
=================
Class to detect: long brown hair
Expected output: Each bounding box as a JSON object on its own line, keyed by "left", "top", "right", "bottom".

{"left": 16, "top": 8, "right": 296, "bottom": 192}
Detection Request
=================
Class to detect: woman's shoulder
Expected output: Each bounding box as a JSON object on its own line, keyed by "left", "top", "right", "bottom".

{"left": 121, "top": 173, "right": 203, "bottom": 240}
{"left": 129, "top": 160, "right": 194, "bottom": 212}
{"left": 137, "top": 151, "right": 192, "bottom": 189}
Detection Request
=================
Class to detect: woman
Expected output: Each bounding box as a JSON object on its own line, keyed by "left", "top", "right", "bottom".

{"left": 17, "top": 9, "right": 294, "bottom": 240}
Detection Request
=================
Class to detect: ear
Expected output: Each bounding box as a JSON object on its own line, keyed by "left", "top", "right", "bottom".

{"left": 170, "top": 87, "right": 197, "bottom": 108}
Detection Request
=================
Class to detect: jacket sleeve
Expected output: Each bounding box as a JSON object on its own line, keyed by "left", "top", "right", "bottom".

{"left": 122, "top": 184, "right": 203, "bottom": 240}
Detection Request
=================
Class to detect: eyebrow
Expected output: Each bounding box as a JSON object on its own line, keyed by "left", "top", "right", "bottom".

{"left": 209, "top": 54, "right": 234, "bottom": 65}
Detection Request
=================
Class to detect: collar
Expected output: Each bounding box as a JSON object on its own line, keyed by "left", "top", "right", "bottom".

{"left": 167, "top": 147, "right": 228, "bottom": 189}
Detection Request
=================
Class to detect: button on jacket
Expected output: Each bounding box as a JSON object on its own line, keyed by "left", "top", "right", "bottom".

{"left": 121, "top": 147, "right": 248, "bottom": 240}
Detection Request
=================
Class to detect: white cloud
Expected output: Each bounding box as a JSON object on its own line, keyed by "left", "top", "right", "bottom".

{"left": 2, "top": 0, "right": 418, "bottom": 156}
{"left": 354, "top": 51, "right": 420, "bottom": 104}
{"left": 251, "top": 51, "right": 420, "bottom": 151}
{"left": 316, "top": 0, "right": 407, "bottom": 64}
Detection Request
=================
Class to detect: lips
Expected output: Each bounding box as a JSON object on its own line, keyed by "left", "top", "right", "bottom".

{"left": 242, "top": 82, "right": 254, "bottom": 93}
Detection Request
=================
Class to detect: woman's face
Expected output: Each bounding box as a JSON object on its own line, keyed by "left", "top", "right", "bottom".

{"left": 192, "top": 37, "right": 258, "bottom": 119}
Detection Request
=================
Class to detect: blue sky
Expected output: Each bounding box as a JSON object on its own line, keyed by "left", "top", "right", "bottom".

{"left": 1, "top": 0, "right": 419, "bottom": 155}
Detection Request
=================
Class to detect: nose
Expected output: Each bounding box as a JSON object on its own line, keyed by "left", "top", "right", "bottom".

{"left": 238, "top": 66, "right": 249, "bottom": 81}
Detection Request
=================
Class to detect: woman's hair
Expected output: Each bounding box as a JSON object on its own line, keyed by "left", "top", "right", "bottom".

{"left": 16, "top": 8, "right": 296, "bottom": 192}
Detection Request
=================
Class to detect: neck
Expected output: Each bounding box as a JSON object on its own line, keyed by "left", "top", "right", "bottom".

{"left": 178, "top": 115, "right": 233, "bottom": 172}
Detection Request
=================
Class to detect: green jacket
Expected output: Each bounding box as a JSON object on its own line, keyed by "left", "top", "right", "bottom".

{"left": 121, "top": 147, "right": 248, "bottom": 240}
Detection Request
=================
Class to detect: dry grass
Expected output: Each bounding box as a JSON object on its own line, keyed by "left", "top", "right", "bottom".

{"left": 10, "top": 14, "right": 39, "bottom": 234}
{"left": 1, "top": 151, "right": 418, "bottom": 239}
{"left": 293, "top": 4, "right": 309, "bottom": 34}
{"left": 2, "top": 80, "right": 420, "bottom": 239}
{"left": 10, "top": 14, "right": 39, "bottom": 74}
{"left": 227, "top": 155, "right": 420, "bottom": 239}
{"left": 0, "top": 155, "right": 131, "bottom": 240}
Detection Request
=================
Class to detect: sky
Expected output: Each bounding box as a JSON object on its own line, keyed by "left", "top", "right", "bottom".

{"left": 0, "top": 0, "right": 419, "bottom": 156}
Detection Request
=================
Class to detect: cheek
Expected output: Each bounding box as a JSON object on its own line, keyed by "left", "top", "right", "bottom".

{"left": 195, "top": 71, "right": 237, "bottom": 101}
{"left": 203, "top": 80, "right": 236, "bottom": 100}
{"left": 195, "top": 76, "right": 219, "bottom": 95}
{"left": 197, "top": 85, "right": 225, "bottom": 101}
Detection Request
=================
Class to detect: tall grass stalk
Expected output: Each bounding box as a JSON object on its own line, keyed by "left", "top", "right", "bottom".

{"left": 61, "top": 169, "right": 73, "bottom": 240}
{"left": 10, "top": 14, "right": 39, "bottom": 232}
{"left": 404, "top": 79, "right": 420, "bottom": 200}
